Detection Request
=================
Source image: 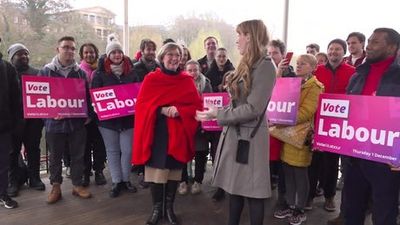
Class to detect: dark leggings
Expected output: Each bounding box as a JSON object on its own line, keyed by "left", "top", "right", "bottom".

{"left": 228, "top": 194, "right": 264, "bottom": 225}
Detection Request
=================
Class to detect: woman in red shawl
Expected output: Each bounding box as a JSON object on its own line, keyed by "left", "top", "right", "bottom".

{"left": 133, "top": 42, "right": 202, "bottom": 225}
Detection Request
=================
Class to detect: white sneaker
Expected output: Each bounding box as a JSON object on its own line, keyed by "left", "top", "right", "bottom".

{"left": 191, "top": 182, "right": 201, "bottom": 194}
{"left": 178, "top": 182, "right": 188, "bottom": 195}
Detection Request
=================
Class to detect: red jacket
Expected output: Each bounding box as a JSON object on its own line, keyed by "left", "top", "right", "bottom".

{"left": 132, "top": 68, "right": 202, "bottom": 165}
{"left": 315, "top": 62, "right": 355, "bottom": 94}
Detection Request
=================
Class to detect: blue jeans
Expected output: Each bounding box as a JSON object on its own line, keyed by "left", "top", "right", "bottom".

{"left": 99, "top": 127, "right": 133, "bottom": 183}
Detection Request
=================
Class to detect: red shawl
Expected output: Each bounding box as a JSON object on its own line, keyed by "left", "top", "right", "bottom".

{"left": 132, "top": 68, "right": 202, "bottom": 165}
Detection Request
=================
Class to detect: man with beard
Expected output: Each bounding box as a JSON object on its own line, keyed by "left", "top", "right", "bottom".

{"left": 6, "top": 44, "right": 45, "bottom": 197}
{"left": 134, "top": 39, "right": 158, "bottom": 82}
{"left": 133, "top": 39, "right": 159, "bottom": 189}
{"left": 198, "top": 36, "right": 218, "bottom": 74}
{"left": 0, "top": 39, "right": 21, "bottom": 209}
{"left": 313, "top": 39, "right": 355, "bottom": 213}
{"left": 343, "top": 28, "right": 400, "bottom": 225}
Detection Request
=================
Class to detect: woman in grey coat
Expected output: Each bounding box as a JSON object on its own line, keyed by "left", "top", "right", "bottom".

{"left": 196, "top": 19, "right": 276, "bottom": 225}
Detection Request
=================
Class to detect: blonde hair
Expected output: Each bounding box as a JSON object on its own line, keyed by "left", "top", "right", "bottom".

{"left": 297, "top": 54, "right": 317, "bottom": 70}
{"left": 228, "top": 20, "right": 269, "bottom": 100}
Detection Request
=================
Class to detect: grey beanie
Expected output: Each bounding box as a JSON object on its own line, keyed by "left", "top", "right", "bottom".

{"left": 106, "top": 40, "right": 123, "bottom": 57}
{"left": 8, "top": 43, "right": 29, "bottom": 61}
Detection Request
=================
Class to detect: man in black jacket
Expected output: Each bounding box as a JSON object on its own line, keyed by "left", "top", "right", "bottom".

{"left": 133, "top": 39, "right": 158, "bottom": 82}
{"left": 7, "top": 43, "right": 45, "bottom": 197}
{"left": 0, "top": 43, "right": 21, "bottom": 209}
{"left": 343, "top": 28, "right": 400, "bottom": 225}
{"left": 198, "top": 36, "right": 218, "bottom": 74}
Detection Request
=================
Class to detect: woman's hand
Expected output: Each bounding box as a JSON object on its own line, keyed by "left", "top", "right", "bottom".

{"left": 161, "top": 106, "right": 179, "bottom": 118}
{"left": 195, "top": 104, "right": 218, "bottom": 121}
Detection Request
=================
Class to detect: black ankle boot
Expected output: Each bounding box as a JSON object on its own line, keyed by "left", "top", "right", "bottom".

{"left": 29, "top": 176, "right": 45, "bottom": 191}
{"left": 165, "top": 181, "right": 179, "bottom": 225}
{"left": 109, "top": 183, "right": 121, "bottom": 198}
{"left": 95, "top": 171, "right": 107, "bottom": 185}
{"left": 146, "top": 183, "right": 163, "bottom": 225}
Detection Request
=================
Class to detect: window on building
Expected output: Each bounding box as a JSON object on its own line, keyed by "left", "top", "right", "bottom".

{"left": 89, "top": 15, "right": 95, "bottom": 23}
{"left": 83, "top": 14, "right": 88, "bottom": 21}
{"left": 13, "top": 16, "right": 19, "bottom": 24}
{"left": 96, "top": 29, "right": 102, "bottom": 36}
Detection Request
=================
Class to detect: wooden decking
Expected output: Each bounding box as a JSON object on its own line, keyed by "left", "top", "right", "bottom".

{"left": 1, "top": 168, "right": 350, "bottom": 225}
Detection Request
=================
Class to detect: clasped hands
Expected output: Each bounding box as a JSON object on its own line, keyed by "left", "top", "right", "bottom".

{"left": 195, "top": 104, "right": 218, "bottom": 122}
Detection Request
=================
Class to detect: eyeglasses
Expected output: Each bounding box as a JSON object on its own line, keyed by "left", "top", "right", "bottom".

{"left": 60, "top": 45, "right": 76, "bottom": 51}
{"left": 165, "top": 52, "right": 180, "bottom": 58}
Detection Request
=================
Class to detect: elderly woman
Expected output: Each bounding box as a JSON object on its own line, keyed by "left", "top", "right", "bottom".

{"left": 133, "top": 43, "right": 202, "bottom": 225}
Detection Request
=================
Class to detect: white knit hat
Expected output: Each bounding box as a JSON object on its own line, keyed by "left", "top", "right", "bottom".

{"left": 106, "top": 39, "right": 123, "bottom": 57}
{"left": 8, "top": 43, "right": 29, "bottom": 61}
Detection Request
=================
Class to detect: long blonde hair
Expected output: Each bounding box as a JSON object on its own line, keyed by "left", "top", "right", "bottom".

{"left": 228, "top": 20, "right": 269, "bottom": 100}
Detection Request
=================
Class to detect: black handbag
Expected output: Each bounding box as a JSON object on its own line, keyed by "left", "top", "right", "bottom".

{"left": 235, "top": 103, "right": 268, "bottom": 164}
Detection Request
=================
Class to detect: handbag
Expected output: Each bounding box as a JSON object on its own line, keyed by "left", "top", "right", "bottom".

{"left": 269, "top": 121, "right": 312, "bottom": 149}
{"left": 235, "top": 102, "right": 268, "bottom": 164}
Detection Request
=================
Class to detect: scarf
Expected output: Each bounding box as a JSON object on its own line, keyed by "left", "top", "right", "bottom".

{"left": 194, "top": 73, "right": 207, "bottom": 93}
{"left": 132, "top": 68, "right": 202, "bottom": 165}
{"left": 110, "top": 64, "right": 123, "bottom": 76}
{"left": 104, "top": 56, "right": 132, "bottom": 76}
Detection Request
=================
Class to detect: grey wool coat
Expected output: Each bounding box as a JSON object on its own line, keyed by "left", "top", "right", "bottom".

{"left": 212, "top": 56, "right": 276, "bottom": 199}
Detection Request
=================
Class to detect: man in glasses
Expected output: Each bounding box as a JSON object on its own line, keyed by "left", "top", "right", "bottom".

{"left": 38, "top": 36, "right": 93, "bottom": 204}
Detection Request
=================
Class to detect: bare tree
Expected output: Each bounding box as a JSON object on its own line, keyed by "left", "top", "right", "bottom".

{"left": 19, "top": 0, "right": 71, "bottom": 37}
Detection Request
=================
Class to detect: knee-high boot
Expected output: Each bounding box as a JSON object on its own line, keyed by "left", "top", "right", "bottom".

{"left": 146, "top": 183, "right": 164, "bottom": 225}
{"left": 165, "top": 180, "right": 179, "bottom": 225}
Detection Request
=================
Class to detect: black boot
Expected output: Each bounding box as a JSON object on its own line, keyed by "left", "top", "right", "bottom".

{"left": 146, "top": 183, "right": 164, "bottom": 225}
{"left": 95, "top": 171, "right": 107, "bottom": 185}
{"left": 7, "top": 178, "right": 19, "bottom": 197}
{"left": 109, "top": 183, "right": 122, "bottom": 198}
{"left": 29, "top": 176, "right": 45, "bottom": 191}
{"left": 165, "top": 181, "right": 179, "bottom": 225}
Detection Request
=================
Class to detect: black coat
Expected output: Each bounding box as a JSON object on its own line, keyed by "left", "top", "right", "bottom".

{"left": 347, "top": 57, "right": 400, "bottom": 97}
{"left": 0, "top": 54, "right": 22, "bottom": 133}
{"left": 91, "top": 57, "right": 138, "bottom": 131}
{"left": 133, "top": 58, "right": 159, "bottom": 82}
{"left": 205, "top": 59, "right": 235, "bottom": 92}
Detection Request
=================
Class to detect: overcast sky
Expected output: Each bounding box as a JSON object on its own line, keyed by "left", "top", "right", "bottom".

{"left": 71, "top": 0, "right": 400, "bottom": 54}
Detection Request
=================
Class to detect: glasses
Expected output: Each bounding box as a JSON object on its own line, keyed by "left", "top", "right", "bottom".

{"left": 60, "top": 45, "right": 76, "bottom": 51}
{"left": 165, "top": 52, "right": 180, "bottom": 58}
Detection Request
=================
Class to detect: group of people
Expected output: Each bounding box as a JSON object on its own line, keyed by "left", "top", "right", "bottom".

{"left": 1, "top": 19, "right": 400, "bottom": 225}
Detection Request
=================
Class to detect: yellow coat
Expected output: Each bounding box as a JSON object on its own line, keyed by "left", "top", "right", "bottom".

{"left": 281, "top": 76, "right": 324, "bottom": 167}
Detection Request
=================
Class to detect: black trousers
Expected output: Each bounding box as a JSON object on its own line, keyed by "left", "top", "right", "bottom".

{"left": 182, "top": 151, "right": 208, "bottom": 183}
{"left": 344, "top": 158, "right": 400, "bottom": 225}
{"left": 10, "top": 119, "right": 43, "bottom": 181}
{"left": 83, "top": 120, "right": 106, "bottom": 176}
{"left": 0, "top": 133, "right": 11, "bottom": 196}
{"left": 321, "top": 152, "right": 339, "bottom": 199}
{"left": 46, "top": 128, "right": 86, "bottom": 186}
{"left": 204, "top": 131, "right": 221, "bottom": 163}
{"left": 308, "top": 151, "right": 324, "bottom": 199}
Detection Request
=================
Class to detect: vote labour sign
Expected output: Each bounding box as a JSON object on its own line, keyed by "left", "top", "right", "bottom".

{"left": 90, "top": 83, "right": 141, "bottom": 121}
{"left": 314, "top": 93, "right": 400, "bottom": 165}
{"left": 22, "top": 76, "right": 87, "bottom": 118}
{"left": 267, "top": 77, "right": 301, "bottom": 125}
{"left": 201, "top": 93, "right": 230, "bottom": 131}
